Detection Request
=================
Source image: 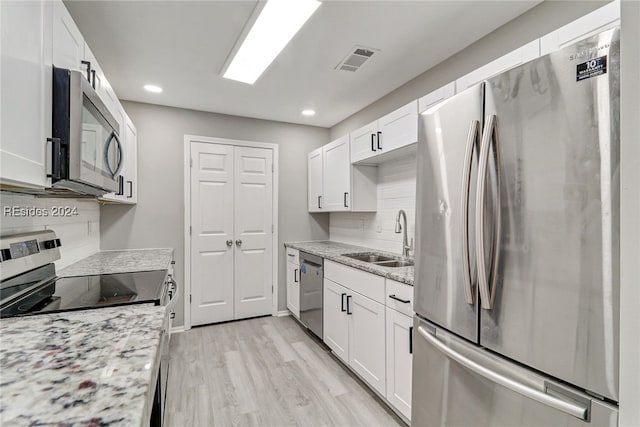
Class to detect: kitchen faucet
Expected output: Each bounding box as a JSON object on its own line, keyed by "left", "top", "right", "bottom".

{"left": 395, "top": 209, "right": 414, "bottom": 257}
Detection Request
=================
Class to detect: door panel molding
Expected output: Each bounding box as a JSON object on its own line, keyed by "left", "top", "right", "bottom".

{"left": 184, "top": 135, "right": 279, "bottom": 330}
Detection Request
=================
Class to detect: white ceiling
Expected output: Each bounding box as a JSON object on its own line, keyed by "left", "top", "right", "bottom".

{"left": 65, "top": 0, "right": 540, "bottom": 128}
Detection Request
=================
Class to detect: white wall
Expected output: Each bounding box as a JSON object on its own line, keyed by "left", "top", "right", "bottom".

{"left": 100, "top": 101, "right": 330, "bottom": 327}
{"left": 0, "top": 193, "right": 100, "bottom": 269}
{"left": 330, "top": 154, "right": 416, "bottom": 255}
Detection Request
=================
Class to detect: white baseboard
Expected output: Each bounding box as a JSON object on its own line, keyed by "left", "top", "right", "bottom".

{"left": 170, "top": 325, "right": 186, "bottom": 334}
{"left": 276, "top": 310, "right": 291, "bottom": 317}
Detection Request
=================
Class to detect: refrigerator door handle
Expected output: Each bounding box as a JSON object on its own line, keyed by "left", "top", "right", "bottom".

{"left": 476, "top": 114, "right": 501, "bottom": 310}
{"left": 461, "top": 119, "right": 480, "bottom": 305}
{"left": 416, "top": 326, "right": 590, "bottom": 421}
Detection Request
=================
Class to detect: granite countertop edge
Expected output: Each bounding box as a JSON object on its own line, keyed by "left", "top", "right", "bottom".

{"left": 58, "top": 248, "right": 174, "bottom": 277}
{"left": 284, "top": 240, "right": 414, "bottom": 286}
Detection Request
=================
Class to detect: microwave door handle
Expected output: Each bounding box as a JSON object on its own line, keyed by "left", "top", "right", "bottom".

{"left": 104, "top": 132, "right": 124, "bottom": 177}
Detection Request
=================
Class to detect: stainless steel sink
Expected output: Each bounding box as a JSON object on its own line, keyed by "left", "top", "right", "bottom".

{"left": 344, "top": 253, "right": 395, "bottom": 263}
{"left": 375, "top": 260, "right": 414, "bottom": 268}
{"left": 343, "top": 252, "right": 414, "bottom": 268}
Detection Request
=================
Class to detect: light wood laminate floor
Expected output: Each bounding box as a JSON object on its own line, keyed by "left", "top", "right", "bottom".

{"left": 165, "top": 315, "right": 405, "bottom": 427}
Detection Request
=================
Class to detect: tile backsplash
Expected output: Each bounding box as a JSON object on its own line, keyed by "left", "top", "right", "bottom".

{"left": 330, "top": 153, "right": 416, "bottom": 255}
{"left": 0, "top": 193, "right": 100, "bottom": 269}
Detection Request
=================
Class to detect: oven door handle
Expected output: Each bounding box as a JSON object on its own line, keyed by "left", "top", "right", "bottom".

{"left": 167, "top": 277, "right": 179, "bottom": 310}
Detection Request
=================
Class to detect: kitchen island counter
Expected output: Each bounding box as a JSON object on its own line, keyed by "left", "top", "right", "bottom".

{"left": 284, "top": 240, "right": 414, "bottom": 285}
{"left": 0, "top": 304, "right": 166, "bottom": 427}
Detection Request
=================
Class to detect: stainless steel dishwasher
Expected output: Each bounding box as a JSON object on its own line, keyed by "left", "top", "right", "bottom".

{"left": 299, "top": 252, "right": 323, "bottom": 339}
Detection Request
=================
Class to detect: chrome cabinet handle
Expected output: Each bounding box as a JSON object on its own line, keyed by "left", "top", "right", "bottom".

{"left": 461, "top": 120, "right": 480, "bottom": 305}
{"left": 226, "top": 240, "right": 233, "bottom": 247}
{"left": 417, "top": 326, "right": 589, "bottom": 421}
{"left": 235, "top": 239, "right": 242, "bottom": 246}
{"left": 476, "top": 114, "right": 501, "bottom": 310}
{"left": 104, "top": 132, "right": 124, "bottom": 178}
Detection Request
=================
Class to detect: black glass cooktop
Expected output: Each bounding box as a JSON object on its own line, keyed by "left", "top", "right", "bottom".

{"left": 0, "top": 265, "right": 167, "bottom": 318}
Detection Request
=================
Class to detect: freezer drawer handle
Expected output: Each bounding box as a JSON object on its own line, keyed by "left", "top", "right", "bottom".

{"left": 417, "top": 326, "right": 590, "bottom": 421}
{"left": 389, "top": 294, "right": 410, "bottom": 304}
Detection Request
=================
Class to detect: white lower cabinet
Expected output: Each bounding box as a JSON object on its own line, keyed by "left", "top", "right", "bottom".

{"left": 323, "top": 278, "right": 349, "bottom": 363}
{"left": 348, "top": 291, "right": 386, "bottom": 395}
{"left": 323, "top": 259, "right": 413, "bottom": 421}
{"left": 386, "top": 307, "right": 413, "bottom": 419}
{"left": 286, "top": 261, "right": 300, "bottom": 318}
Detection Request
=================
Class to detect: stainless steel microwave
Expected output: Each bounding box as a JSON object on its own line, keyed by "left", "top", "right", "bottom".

{"left": 51, "top": 67, "right": 123, "bottom": 196}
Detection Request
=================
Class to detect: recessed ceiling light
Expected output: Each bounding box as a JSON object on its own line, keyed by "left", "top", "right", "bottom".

{"left": 143, "top": 84, "right": 163, "bottom": 93}
{"left": 223, "top": 0, "right": 321, "bottom": 84}
{"left": 302, "top": 109, "right": 316, "bottom": 116}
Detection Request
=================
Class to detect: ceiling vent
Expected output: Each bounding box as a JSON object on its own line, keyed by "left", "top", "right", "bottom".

{"left": 335, "top": 46, "right": 379, "bottom": 72}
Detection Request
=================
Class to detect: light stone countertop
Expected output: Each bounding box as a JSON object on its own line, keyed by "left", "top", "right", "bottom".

{"left": 0, "top": 304, "right": 166, "bottom": 427}
{"left": 58, "top": 248, "right": 174, "bottom": 277}
{"left": 284, "top": 241, "right": 414, "bottom": 285}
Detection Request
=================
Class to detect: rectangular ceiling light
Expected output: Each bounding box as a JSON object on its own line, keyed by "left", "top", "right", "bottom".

{"left": 223, "top": 0, "right": 321, "bottom": 84}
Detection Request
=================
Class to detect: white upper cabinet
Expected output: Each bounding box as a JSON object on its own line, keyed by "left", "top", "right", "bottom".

{"left": 322, "top": 136, "right": 351, "bottom": 211}
{"left": 52, "top": 0, "right": 84, "bottom": 72}
{"left": 540, "top": 1, "right": 620, "bottom": 55}
{"left": 349, "top": 120, "right": 378, "bottom": 164}
{"left": 455, "top": 39, "right": 540, "bottom": 91}
{"left": 307, "top": 147, "right": 323, "bottom": 212}
{"left": 377, "top": 100, "right": 418, "bottom": 154}
{"left": 418, "top": 82, "right": 456, "bottom": 113}
{"left": 350, "top": 101, "right": 418, "bottom": 165}
{"left": 123, "top": 116, "right": 138, "bottom": 203}
{"left": 0, "top": 0, "right": 52, "bottom": 188}
{"left": 308, "top": 136, "right": 377, "bottom": 213}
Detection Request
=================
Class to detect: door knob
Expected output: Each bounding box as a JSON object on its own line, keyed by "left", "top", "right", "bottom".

{"left": 235, "top": 239, "right": 242, "bottom": 246}
{"left": 226, "top": 240, "right": 233, "bottom": 247}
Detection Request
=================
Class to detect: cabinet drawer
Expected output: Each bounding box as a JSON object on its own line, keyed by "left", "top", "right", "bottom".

{"left": 286, "top": 247, "right": 299, "bottom": 265}
{"left": 386, "top": 279, "right": 413, "bottom": 317}
{"left": 324, "top": 260, "right": 385, "bottom": 304}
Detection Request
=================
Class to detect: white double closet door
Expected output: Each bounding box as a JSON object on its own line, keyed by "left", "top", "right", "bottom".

{"left": 190, "top": 142, "right": 274, "bottom": 326}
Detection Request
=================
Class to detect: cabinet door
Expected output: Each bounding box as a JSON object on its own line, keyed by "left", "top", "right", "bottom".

{"left": 323, "top": 278, "right": 349, "bottom": 363}
{"left": 123, "top": 116, "right": 137, "bottom": 203}
{"left": 349, "top": 120, "right": 378, "bottom": 164}
{"left": 322, "top": 135, "right": 351, "bottom": 211}
{"left": 286, "top": 262, "right": 300, "bottom": 318}
{"left": 455, "top": 40, "right": 540, "bottom": 91}
{"left": 377, "top": 100, "right": 418, "bottom": 153}
{"left": 348, "top": 291, "right": 386, "bottom": 395}
{"left": 307, "top": 147, "right": 323, "bottom": 212}
{"left": 0, "top": 0, "right": 51, "bottom": 188}
{"left": 540, "top": 1, "right": 619, "bottom": 55}
{"left": 385, "top": 308, "right": 413, "bottom": 419}
{"left": 418, "top": 82, "right": 456, "bottom": 113}
{"left": 52, "top": 0, "right": 84, "bottom": 72}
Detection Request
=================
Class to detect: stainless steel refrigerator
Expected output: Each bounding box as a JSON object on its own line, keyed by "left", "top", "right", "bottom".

{"left": 412, "top": 29, "right": 620, "bottom": 426}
